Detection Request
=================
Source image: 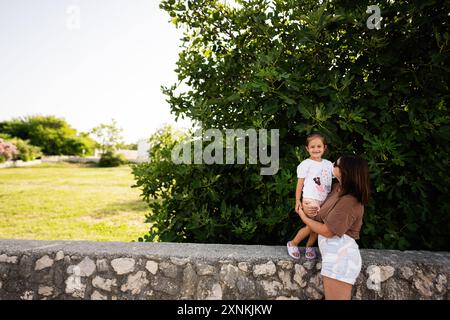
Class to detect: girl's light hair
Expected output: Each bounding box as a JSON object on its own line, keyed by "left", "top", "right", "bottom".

{"left": 305, "top": 133, "right": 327, "bottom": 147}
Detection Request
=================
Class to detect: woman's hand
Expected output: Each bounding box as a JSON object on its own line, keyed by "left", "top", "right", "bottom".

{"left": 297, "top": 207, "right": 305, "bottom": 220}
{"left": 297, "top": 206, "right": 334, "bottom": 238}
{"left": 297, "top": 207, "right": 310, "bottom": 224}
{"left": 295, "top": 200, "right": 302, "bottom": 214}
{"left": 302, "top": 201, "right": 320, "bottom": 217}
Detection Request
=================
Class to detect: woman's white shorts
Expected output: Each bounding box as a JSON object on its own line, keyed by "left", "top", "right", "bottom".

{"left": 318, "top": 234, "right": 362, "bottom": 285}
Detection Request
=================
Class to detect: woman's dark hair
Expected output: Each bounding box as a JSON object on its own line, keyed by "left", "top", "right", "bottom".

{"left": 337, "top": 154, "right": 370, "bottom": 205}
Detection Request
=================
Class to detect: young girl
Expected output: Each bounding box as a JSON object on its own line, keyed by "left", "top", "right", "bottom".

{"left": 286, "top": 133, "right": 333, "bottom": 260}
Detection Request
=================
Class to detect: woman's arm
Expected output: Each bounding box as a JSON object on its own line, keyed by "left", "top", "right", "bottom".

{"left": 298, "top": 207, "right": 334, "bottom": 238}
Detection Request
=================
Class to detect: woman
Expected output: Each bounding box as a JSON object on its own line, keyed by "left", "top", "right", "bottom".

{"left": 298, "top": 154, "right": 370, "bottom": 300}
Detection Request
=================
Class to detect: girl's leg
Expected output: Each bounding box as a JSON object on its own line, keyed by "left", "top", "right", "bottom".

{"left": 322, "top": 276, "right": 353, "bottom": 300}
{"left": 305, "top": 231, "right": 318, "bottom": 248}
{"left": 290, "top": 226, "right": 311, "bottom": 246}
{"left": 305, "top": 232, "right": 318, "bottom": 259}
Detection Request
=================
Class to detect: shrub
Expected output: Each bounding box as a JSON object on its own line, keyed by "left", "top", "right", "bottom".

{"left": 132, "top": 126, "right": 295, "bottom": 244}
{"left": 7, "top": 137, "right": 42, "bottom": 162}
{"left": 0, "top": 138, "right": 19, "bottom": 163}
{"left": 98, "top": 151, "right": 126, "bottom": 167}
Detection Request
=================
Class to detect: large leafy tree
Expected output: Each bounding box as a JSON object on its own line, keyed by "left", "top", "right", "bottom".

{"left": 133, "top": 0, "right": 449, "bottom": 250}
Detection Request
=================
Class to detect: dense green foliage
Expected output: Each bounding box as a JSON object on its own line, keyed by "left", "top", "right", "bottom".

{"left": 133, "top": 0, "right": 449, "bottom": 250}
{"left": 5, "top": 136, "right": 42, "bottom": 162}
{"left": 0, "top": 115, "right": 96, "bottom": 156}
{"left": 132, "top": 125, "right": 294, "bottom": 243}
{"left": 98, "top": 151, "right": 127, "bottom": 167}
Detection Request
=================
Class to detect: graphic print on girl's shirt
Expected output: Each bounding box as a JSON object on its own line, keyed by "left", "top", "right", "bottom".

{"left": 297, "top": 159, "right": 333, "bottom": 202}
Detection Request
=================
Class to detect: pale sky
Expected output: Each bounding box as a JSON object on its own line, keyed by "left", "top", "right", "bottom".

{"left": 0, "top": 0, "right": 192, "bottom": 143}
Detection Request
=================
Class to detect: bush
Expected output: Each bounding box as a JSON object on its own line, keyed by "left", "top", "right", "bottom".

{"left": 132, "top": 0, "right": 449, "bottom": 250}
{"left": 7, "top": 137, "right": 42, "bottom": 162}
{"left": 98, "top": 151, "right": 126, "bottom": 167}
{"left": 132, "top": 126, "right": 295, "bottom": 244}
{"left": 0, "top": 138, "right": 19, "bottom": 163}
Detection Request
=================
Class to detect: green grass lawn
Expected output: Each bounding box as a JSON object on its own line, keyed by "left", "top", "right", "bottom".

{"left": 0, "top": 162, "right": 150, "bottom": 242}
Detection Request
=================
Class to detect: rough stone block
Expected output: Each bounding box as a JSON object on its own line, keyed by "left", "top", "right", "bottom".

{"left": 180, "top": 263, "right": 197, "bottom": 299}
{"left": 120, "top": 271, "right": 149, "bottom": 295}
{"left": 219, "top": 264, "right": 239, "bottom": 289}
{"left": 253, "top": 261, "right": 276, "bottom": 277}
{"left": 91, "top": 290, "right": 108, "bottom": 300}
{"left": 153, "top": 275, "right": 179, "bottom": 296}
{"left": 159, "top": 262, "right": 178, "bottom": 279}
{"left": 197, "top": 278, "right": 222, "bottom": 300}
{"left": 96, "top": 259, "right": 110, "bottom": 273}
{"left": 196, "top": 263, "right": 216, "bottom": 276}
{"left": 77, "top": 257, "right": 96, "bottom": 277}
{"left": 0, "top": 254, "right": 18, "bottom": 264}
{"left": 55, "top": 251, "right": 64, "bottom": 261}
{"left": 111, "top": 258, "right": 135, "bottom": 275}
{"left": 92, "top": 276, "right": 117, "bottom": 292}
{"left": 35, "top": 255, "right": 54, "bottom": 271}
{"left": 145, "top": 260, "right": 158, "bottom": 275}
{"left": 38, "top": 286, "right": 54, "bottom": 297}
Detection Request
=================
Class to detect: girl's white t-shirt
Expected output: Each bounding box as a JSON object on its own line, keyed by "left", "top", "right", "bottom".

{"left": 296, "top": 158, "right": 333, "bottom": 202}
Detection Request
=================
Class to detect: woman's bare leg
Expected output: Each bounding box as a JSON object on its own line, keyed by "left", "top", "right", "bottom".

{"left": 322, "top": 276, "right": 353, "bottom": 300}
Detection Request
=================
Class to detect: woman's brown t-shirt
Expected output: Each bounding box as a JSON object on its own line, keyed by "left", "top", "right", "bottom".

{"left": 314, "top": 183, "right": 364, "bottom": 239}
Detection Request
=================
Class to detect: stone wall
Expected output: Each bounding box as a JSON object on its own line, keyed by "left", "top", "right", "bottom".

{"left": 41, "top": 154, "right": 141, "bottom": 164}
{"left": 41, "top": 156, "right": 99, "bottom": 164}
{"left": 0, "top": 239, "right": 448, "bottom": 300}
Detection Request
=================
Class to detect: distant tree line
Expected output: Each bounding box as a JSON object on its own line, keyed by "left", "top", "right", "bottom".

{"left": 0, "top": 116, "right": 133, "bottom": 165}
{"left": 0, "top": 115, "right": 96, "bottom": 157}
